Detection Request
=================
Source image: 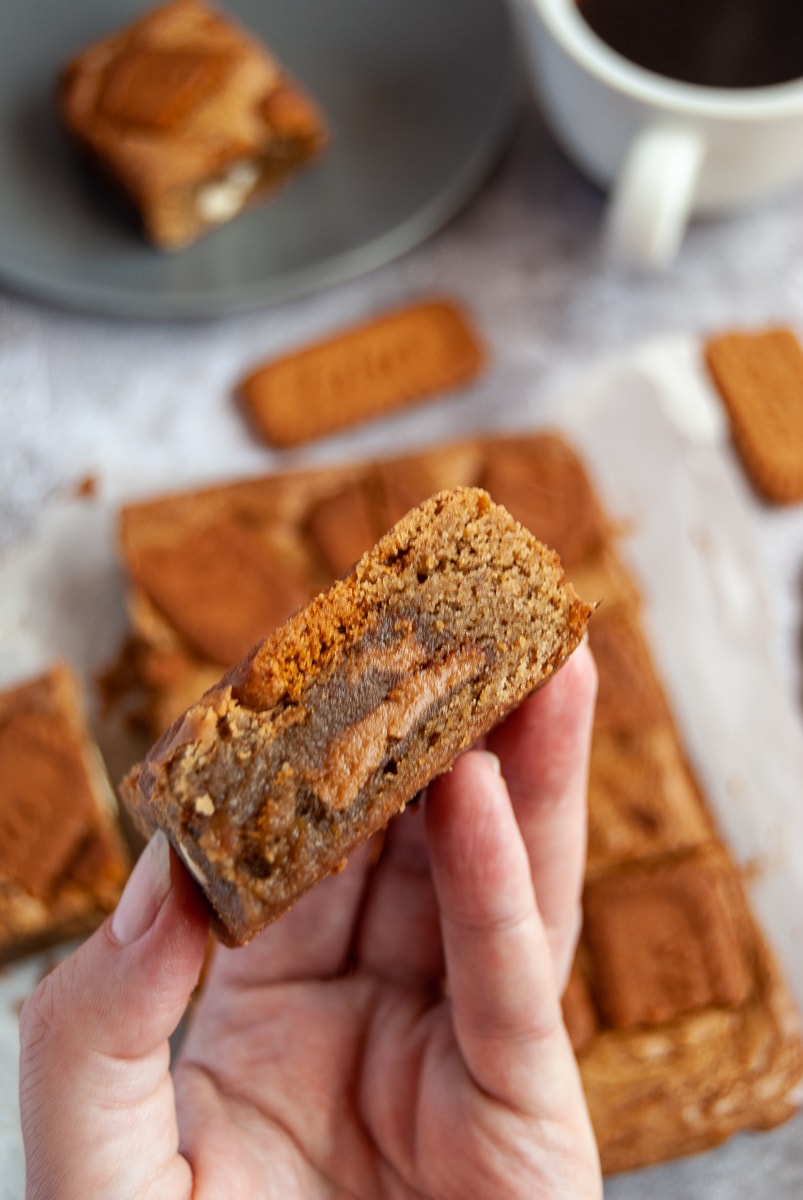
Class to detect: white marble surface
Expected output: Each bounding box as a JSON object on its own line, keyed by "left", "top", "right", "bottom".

{"left": 3, "top": 93, "right": 803, "bottom": 1197}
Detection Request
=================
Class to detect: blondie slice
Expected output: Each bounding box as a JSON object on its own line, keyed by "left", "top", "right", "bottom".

{"left": 0, "top": 663, "right": 129, "bottom": 963}
{"left": 59, "top": 0, "right": 328, "bottom": 249}
{"left": 570, "top": 845, "right": 803, "bottom": 1172}
{"left": 121, "top": 487, "right": 592, "bottom": 944}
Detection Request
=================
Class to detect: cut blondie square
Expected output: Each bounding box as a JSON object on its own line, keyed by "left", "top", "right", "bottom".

{"left": 573, "top": 845, "right": 803, "bottom": 1172}
{"left": 0, "top": 663, "right": 130, "bottom": 963}
{"left": 121, "top": 487, "right": 592, "bottom": 945}
{"left": 59, "top": 0, "right": 328, "bottom": 249}
{"left": 587, "top": 602, "right": 671, "bottom": 733}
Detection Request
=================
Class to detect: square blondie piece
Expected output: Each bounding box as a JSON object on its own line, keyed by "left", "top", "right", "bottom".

{"left": 479, "top": 432, "right": 610, "bottom": 568}
{"left": 0, "top": 663, "right": 130, "bottom": 963}
{"left": 59, "top": 0, "right": 328, "bottom": 249}
{"left": 111, "top": 436, "right": 605, "bottom": 736}
{"left": 305, "top": 459, "right": 442, "bottom": 578}
{"left": 121, "top": 487, "right": 592, "bottom": 944}
{"left": 575, "top": 846, "right": 803, "bottom": 1172}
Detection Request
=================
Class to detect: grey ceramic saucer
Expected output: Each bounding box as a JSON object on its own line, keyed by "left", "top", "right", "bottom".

{"left": 0, "top": 0, "right": 520, "bottom": 319}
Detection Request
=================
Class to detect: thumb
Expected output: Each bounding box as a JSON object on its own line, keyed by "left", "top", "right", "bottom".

{"left": 19, "top": 831, "right": 209, "bottom": 1200}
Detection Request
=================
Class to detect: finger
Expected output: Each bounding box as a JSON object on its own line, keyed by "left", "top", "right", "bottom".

{"left": 208, "top": 837, "right": 377, "bottom": 990}
{"left": 352, "top": 800, "right": 444, "bottom": 985}
{"left": 19, "top": 832, "right": 209, "bottom": 1200}
{"left": 426, "top": 751, "right": 580, "bottom": 1115}
{"left": 487, "top": 640, "right": 597, "bottom": 986}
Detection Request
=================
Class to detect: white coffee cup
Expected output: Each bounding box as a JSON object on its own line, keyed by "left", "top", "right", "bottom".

{"left": 516, "top": 0, "right": 803, "bottom": 268}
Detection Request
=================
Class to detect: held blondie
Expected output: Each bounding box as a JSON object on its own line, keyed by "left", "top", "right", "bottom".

{"left": 121, "top": 487, "right": 592, "bottom": 944}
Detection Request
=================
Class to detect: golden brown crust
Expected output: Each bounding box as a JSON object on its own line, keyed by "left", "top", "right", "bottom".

{"left": 305, "top": 458, "right": 441, "bottom": 578}
{"left": 237, "top": 298, "right": 485, "bottom": 447}
{"left": 121, "top": 488, "right": 592, "bottom": 944}
{"left": 58, "top": 0, "right": 328, "bottom": 248}
{"left": 705, "top": 327, "right": 803, "bottom": 504}
{"left": 0, "top": 663, "right": 130, "bottom": 963}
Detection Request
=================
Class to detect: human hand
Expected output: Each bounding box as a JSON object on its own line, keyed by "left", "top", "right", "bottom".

{"left": 20, "top": 640, "right": 600, "bottom": 1200}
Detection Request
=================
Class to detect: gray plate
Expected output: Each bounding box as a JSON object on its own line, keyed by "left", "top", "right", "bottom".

{"left": 0, "top": 0, "right": 520, "bottom": 319}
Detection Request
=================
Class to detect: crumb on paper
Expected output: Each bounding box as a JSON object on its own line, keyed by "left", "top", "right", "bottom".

{"left": 72, "top": 474, "right": 100, "bottom": 500}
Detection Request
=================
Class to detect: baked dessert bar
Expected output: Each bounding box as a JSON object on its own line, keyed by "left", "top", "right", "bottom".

{"left": 479, "top": 433, "right": 610, "bottom": 568}
{"left": 573, "top": 593, "right": 803, "bottom": 1170}
{"left": 704, "top": 327, "right": 803, "bottom": 504}
{"left": 570, "top": 844, "right": 803, "bottom": 1172}
{"left": 110, "top": 459, "right": 336, "bottom": 734}
{"left": 237, "top": 298, "right": 485, "bottom": 447}
{"left": 121, "top": 487, "right": 591, "bottom": 944}
{"left": 477, "top": 433, "right": 639, "bottom": 610}
{"left": 59, "top": 0, "right": 328, "bottom": 249}
{"left": 0, "top": 662, "right": 129, "bottom": 963}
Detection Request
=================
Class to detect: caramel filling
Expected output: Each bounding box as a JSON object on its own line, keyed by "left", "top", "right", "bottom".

{"left": 317, "top": 644, "right": 486, "bottom": 811}
{"left": 169, "top": 615, "right": 490, "bottom": 868}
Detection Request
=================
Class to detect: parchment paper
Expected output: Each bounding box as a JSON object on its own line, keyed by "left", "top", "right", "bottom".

{"left": 552, "top": 337, "right": 803, "bottom": 1197}
{"left": 1, "top": 335, "right": 803, "bottom": 1197}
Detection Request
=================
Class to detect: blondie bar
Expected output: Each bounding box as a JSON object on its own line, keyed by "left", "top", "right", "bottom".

{"left": 0, "top": 663, "right": 129, "bottom": 962}
{"left": 121, "top": 487, "right": 591, "bottom": 944}
{"left": 59, "top": 0, "right": 327, "bottom": 248}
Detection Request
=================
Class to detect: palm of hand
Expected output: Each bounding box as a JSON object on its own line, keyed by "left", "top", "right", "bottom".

{"left": 177, "top": 964, "right": 490, "bottom": 1198}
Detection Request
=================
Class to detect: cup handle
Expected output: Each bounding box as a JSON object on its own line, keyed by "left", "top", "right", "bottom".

{"left": 603, "top": 124, "right": 705, "bottom": 269}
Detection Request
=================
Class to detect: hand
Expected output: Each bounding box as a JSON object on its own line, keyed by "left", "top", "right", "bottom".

{"left": 20, "top": 641, "right": 600, "bottom": 1200}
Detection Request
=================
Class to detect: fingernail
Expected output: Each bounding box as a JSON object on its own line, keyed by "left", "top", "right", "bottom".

{"left": 478, "top": 750, "right": 502, "bottom": 776}
{"left": 111, "top": 830, "right": 171, "bottom": 944}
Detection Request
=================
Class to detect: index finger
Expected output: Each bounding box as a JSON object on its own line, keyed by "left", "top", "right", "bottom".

{"left": 486, "top": 639, "right": 597, "bottom": 987}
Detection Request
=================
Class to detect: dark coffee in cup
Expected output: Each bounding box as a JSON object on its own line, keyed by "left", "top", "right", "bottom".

{"left": 576, "top": 0, "right": 803, "bottom": 89}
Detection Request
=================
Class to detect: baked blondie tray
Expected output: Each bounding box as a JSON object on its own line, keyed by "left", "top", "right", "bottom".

{"left": 110, "top": 431, "right": 803, "bottom": 1173}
